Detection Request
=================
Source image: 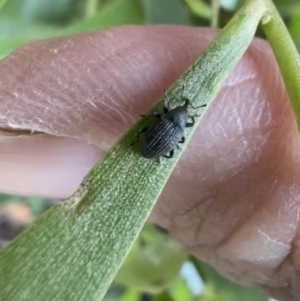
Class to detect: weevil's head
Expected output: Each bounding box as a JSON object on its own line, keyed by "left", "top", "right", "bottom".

{"left": 167, "top": 101, "right": 188, "bottom": 130}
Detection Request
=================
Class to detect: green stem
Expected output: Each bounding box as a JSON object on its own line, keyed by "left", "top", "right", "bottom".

{"left": 84, "top": 0, "right": 98, "bottom": 19}
{"left": 211, "top": 0, "right": 220, "bottom": 28}
{"left": 261, "top": 0, "right": 300, "bottom": 129}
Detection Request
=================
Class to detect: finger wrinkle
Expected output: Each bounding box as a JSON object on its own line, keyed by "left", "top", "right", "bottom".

{"left": 0, "top": 33, "right": 116, "bottom": 125}
{"left": 202, "top": 103, "right": 269, "bottom": 176}
{"left": 221, "top": 80, "right": 272, "bottom": 133}
{"left": 213, "top": 184, "right": 300, "bottom": 286}
{"left": 223, "top": 71, "right": 257, "bottom": 88}
{"left": 264, "top": 248, "right": 300, "bottom": 301}
{"left": 1, "top": 31, "right": 139, "bottom": 141}
{"left": 214, "top": 180, "right": 278, "bottom": 249}
{"left": 173, "top": 155, "right": 300, "bottom": 286}
{"left": 257, "top": 228, "right": 290, "bottom": 250}
{"left": 168, "top": 193, "right": 217, "bottom": 244}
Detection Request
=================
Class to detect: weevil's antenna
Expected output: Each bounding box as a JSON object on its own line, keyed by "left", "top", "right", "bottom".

{"left": 189, "top": 103, "right": 207, "bottom": 110}
{"left": 181, "top": 81, "right": 186, "bottom": 99}
{"left": 180, "top": 81, "right": 189, "bottom": 107}
{"left": 183, "top": 97, "right": 190, "bottom": 108}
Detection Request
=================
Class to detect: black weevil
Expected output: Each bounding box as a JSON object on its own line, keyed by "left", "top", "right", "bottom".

{"left": 131, "top": 88, "right": 206, "bottom": 159}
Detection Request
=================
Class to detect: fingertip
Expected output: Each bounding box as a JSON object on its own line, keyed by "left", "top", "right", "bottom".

{"left": 0, "top": 135, "right": 101, "bottom": 198}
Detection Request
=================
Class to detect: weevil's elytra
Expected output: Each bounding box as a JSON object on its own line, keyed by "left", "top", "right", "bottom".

{"left": 131, "top": 88, "right": 206, "bottom": 159}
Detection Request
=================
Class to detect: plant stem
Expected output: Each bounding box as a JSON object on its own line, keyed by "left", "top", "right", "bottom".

{"left": 211, "top": 0, "right": 220, "bottom": 27}
{"left": 85, "top": 0, "right": 98, "bottom": 18}
{"left": 261, "top": 0, "right": 300, "bottom": 129}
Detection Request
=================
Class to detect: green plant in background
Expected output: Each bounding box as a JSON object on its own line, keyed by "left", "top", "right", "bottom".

{"left": 0, "top": 0, "right": 300, "bottom": 301}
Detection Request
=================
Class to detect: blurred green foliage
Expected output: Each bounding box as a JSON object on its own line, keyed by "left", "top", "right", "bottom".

{"left": 115, "top": 225, "right": 187, "bottom": 294}
{"left": 0, "top": 0, "right": 299, "bottom": 59}
{"left": 0, "top": 0, "right": 298, "bottom": 300}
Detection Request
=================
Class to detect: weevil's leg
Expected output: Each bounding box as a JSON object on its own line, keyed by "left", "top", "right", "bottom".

{"left": 186, "top": 116, "right": 195, "bottom": 127}
{"left": 130, "top": 127, "right": 148, "bottom": 146}
{"left": 189, "top": 113, "right": 201, "bottom": 118}
{"left": 140, "top": 112, "right": 161, "bottom": 119}
{"left": 176, "top": 144, "right": 182, "bottom": 151}
{"left": 163, "top": 149, "right": 174, "bottom": 159}
{"left": 179, "top": 136, "right": 185, "bottom": 144}
{"left": 176, "top": 137, "right": 185, "bottom": 151}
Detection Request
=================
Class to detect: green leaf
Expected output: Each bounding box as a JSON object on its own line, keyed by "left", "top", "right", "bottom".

{"left": 273, "top": 0, "right": 300, "bottom": 14}
{"left": 0, "top": 1, "right": 267, "bottom": 301}
{"left": 154, "top": 291, "right": 176, "bottom": 301}
{"left": 26, "top": 197, "right": 49, "bottom": 217}
{"left": 170, "top": 278, "right": 193, "bottom": 301}
{"left": 0, "top": 0, "right": 88, "bottom": 24}
{"left": 0, "top": 0, "right": 24, "bottom": 17}
{"left": 0, "top": 17, "right": 56, "bottom": 39}
{"left": 142, "top": 0, "right": 193, "bottom": 25}
{"left": 0, "top": 194, "right": 14, "bottom": 203}
{"left": 64, "top": 0, "right": 144, "bottom": 34}
{"left": 183, "top": 0, "right": 211, "bottom": 19}
{"left": 21, "top": 0, "right": 86, "bottom": 24}
{"left": 288, "top": 9, "right": 300, "bottom": 49}
{"left": 0, "top": 0, "right": 58, "bottom": 58}
{"left": 120, "top": 289, "right": 139, "bottom": 301}
{"left": 0, "top": 0, "right": 144, "bottom": 60}
{"left": 0, "top": 0, "right": 7, "bottom": 10}
{"left": 115, "top": 239, "right": 187, "bottom": 293}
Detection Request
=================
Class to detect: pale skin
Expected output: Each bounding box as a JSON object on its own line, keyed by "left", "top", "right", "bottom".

{"left": 0, "top": 25, "right": 299, "bottom": 301}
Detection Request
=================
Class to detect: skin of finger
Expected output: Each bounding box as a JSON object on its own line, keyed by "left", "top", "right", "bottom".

{"left": 0, "top": 26, "right": 214, "bottom": 145}
{"left": 148, "top": 35, "right": 300, "bottom": 300}
{"left": 0, "top": 25, "right": 300, "bottom": 300}
{"left": 0, "top": 26, "right": 213, "bottom": 196}
{"left": 0, "top": 135, "right": 102, "bottom": 197}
